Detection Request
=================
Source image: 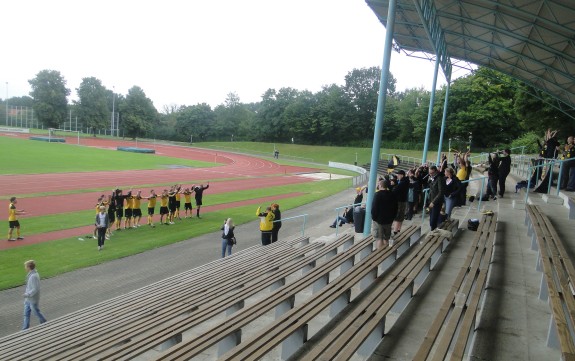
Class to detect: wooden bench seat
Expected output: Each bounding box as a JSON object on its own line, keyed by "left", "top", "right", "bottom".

{"left": 0, "top": 236, "right": 316, "bottom": 360}
{"left": 80, "top": 231, "right": 362, "bottom": 360}
{"left": 149, "top": 225, "right": 423, "bottom": 361}
{"left": 525, "top": 205, "right": 575, "bottom": 360}
{"left": 414, "top": 212, "right": 497, "bottom": 361}
{"left": 211, "top": 221, "right": 458, "bottom": 361}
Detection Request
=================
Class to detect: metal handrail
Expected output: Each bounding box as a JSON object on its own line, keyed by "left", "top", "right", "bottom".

{"left": 525, "top": 157, "right": 575, "bottom": 201}
{"left": 333, "top": 202, "right": 365, "bottom": 236}
{"left": 274, "top": 214, "right": 308, "bottom": 236}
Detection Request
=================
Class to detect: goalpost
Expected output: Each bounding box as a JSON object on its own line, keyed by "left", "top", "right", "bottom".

{"left": 49, "top": 128, "right": 81, "bottom": 145}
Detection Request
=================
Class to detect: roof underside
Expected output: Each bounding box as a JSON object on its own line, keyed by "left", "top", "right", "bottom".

{"left": 365, "top": 0, "right": 575, "bottom": 111}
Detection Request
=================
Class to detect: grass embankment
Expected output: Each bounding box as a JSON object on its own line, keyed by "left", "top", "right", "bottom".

{"left": 198, "top": 141, "right": 433, "bottom": 166}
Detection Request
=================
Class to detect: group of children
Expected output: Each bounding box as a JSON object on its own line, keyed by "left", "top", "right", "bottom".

{"left": 93, "top": 183, "right": 210, "bottom": 242}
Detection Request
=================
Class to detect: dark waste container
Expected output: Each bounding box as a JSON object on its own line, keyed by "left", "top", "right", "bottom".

{"left": 353, "top": 206, "right": 365, "bottom": 233}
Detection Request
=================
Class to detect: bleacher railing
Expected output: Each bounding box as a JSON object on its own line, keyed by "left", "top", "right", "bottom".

{"left": 379, "top": 152, "right": 422, "bottom": 167}
{"left": 524, "top": 157, "right": 575, "bottom": 202}
{"left": 274, "top": 214, "right": 308, "bottom": 236}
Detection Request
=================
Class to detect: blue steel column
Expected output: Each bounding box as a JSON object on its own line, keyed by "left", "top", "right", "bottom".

{"left": 436, "top": 80, "right": 451, "bottom": 164}
{"left": 363, "top": 0, "right": 398, "bottom": 237}
{"left": 421, "top": 58, "right": 440, "bottom": 165}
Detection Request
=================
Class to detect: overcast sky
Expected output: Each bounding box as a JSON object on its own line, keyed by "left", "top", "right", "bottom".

{"left": 1, "top": 0, "right": 457, "bottom": 110}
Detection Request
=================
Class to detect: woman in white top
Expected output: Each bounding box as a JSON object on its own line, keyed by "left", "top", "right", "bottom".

{"left": 221, "top": 218, "right": 235, "bottom": 258}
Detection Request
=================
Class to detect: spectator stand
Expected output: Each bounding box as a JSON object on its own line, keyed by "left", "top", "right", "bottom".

{"left": 414, "top": 212, "right": 497, "bottom": 360}
{"left": 0, "top": 236, "right": 316, "bottom": 360}
{"left": 525, "top": 205, "right": 575, "bottom": 359}
{"left": 217, "top": 220, "right": 457, "bottom": 361}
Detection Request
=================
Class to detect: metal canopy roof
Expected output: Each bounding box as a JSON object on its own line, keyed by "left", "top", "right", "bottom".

{"left": 365, "top": 0, "right": 575, "bottom": 111}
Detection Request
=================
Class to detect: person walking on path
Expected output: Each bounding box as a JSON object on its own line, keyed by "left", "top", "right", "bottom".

{"left": 22, "top": 260, "right": 47, "bottom": 330}
{"left": 95, "top": 206, "right": 110, "bottom": 251}
{"left": 221, "top": 218, "right": 235, "bottom": 258}
{"left": 371, "top": 179, "right": 398, "bottom": 249}
{"left": 427, "top": 165, "right": 445, "bottom": 231}
{"left": 8, "top": 196, "right": 26, "bottom": 241}
{"left": 194, "top": 183, "right": 210, "bottom": 218}
{"left": 256, "top": 205, "right": 275, "bottom": 246}
{"left": 271, "top": 203, "right": 282, "bottom": 243}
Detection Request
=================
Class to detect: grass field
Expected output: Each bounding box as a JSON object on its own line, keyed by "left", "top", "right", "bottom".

{"left": 0, "top": 136, "right": 218, "bottom": 174}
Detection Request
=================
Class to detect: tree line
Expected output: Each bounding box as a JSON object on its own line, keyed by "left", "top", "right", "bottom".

{"left": 2, "top": 67, "right": 574, "bottom": 152}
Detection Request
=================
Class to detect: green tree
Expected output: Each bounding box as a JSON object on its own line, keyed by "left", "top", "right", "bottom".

{"left": 75, "top": 77, "right": 109, "bottom": 135}
{"left": 312, "top": 84, "right": 355, "bottom": 145}
{"left": 213, "top": 92, "right": 250, "bottom": 141}
{"left": 175, "top": 103, "right": 215, "bottom": 142}
{"left": 28, "top": 70, "right": 70, "bottom": 128}
{"left": 442, "top": 67, "right": 521, "bottom": 148}
{"left": 514, "top": 84, "right": 575, "bottom": 137}
{"left": 344, "top": 66, "right": 397, "bottom": 140}
{"left": 119, "top": 86, "right": 157, "bottom": 138}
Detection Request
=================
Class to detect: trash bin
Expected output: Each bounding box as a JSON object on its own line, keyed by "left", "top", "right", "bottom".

{"left": 353, "top": 206, "right": 365, "bottom": 233}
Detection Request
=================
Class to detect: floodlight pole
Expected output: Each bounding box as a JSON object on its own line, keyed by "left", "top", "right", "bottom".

{"left": 363, "top": 0, "right": 398, "bottom": 237}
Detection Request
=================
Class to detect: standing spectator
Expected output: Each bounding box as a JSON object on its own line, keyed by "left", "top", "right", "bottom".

{"left": 271, "top": 203, "right": 282, "bottom": 243}
{"left": 349, "top": 186, "right": 366, "bottom": 224}
{"left": 8, "top": 196, "right": 25, "bottom": 241}
{"left": 455, "top": 154, "right": 468, "bottom": 206}
{"left": 221, "top": 218, "right": 235, "bottom": 258}
{"left": 391, "top": 170, "right": 409, "bottom": 237}
{"left": 485, "top": 152, "right": 500, "bottom": 200}
{"left": 371, "top": 179, "right": 398, "bottom": 249}
{"left": 406, "top": 169, "right": 421, "bottom": 220}
{"left": 256, "top": 206, "right": 275, "bottom": 245}
{"left": 94, "top": 206, "right": 109, "bottom": 251}
{"left": 427, "top": 165, "right": 445, "bottom": 231}
{"left": 561, "top": 136, "right": 574, "bottom": 190}
{"left": 194, "top": 183, "right": 210, "bottom": 218}
{"left": 22, "top": 260, "right": 47, "bottom": 330}
{"left": 498, "top": 149, "right": 512, "bottom": 197}
{"left": 443, "top": 168, "right": 461, "bottom": 220}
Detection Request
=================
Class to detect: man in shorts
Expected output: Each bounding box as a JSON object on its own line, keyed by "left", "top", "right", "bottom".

{"left": 146, "top": 190, "right": 157, "bottom": 227}
{"left": 183, "top": 188, "right": 193, "bottom": 218}
{"left": 132, "top": 190, "right": 143, "bottom": 227}
{"left": 370, "top": 179, "right": 398, "bottom": 249}
{"left": 8, "top": 196, "right": 26, "bottom": 241}
{"left": 159, "top": 189, "right": 170, "bottom": 225}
